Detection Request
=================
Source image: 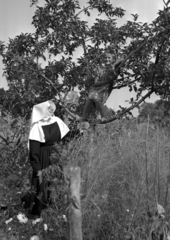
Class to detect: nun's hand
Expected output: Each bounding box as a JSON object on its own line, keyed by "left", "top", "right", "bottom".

{"left": 37, "top": 170, "right": 43, "bottom": 184}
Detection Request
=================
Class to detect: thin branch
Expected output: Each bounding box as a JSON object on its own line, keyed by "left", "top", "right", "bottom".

{"left": 112, "top": 78, "right": 139, "bottom": 90}
{"left": 25, "top": 64, "right": 77, "bottom": 119}
{"left": 100, "top": 89, "right": 154, "bottom": 124}
{"left": 75, "top": 6, "right": 91, "bottom": 18}
{"left": 118, "top": 40, "right": 147, "bottom": 69}
{"left": 82, "top": 36, "right": 87, "bottom": 56}
{"left": 151, "top": 48, "right": 161, "bottom": 90}
{"left": 151, "top": 36, "right": 167, "bottom": 90}
{"left": 163, "top": 0, "right": 168, "bottom": 6}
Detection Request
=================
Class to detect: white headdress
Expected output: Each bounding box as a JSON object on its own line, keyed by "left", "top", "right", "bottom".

{"left": 30, "top": 101, "right": 51, "bottom": 127}
{"left": 28, "top": 100, "right": 69, "bottom": 147}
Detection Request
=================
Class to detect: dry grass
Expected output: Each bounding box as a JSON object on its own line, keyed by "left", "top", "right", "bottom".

{"left": 1, "top": 115, "right": 170, "bottom": 239}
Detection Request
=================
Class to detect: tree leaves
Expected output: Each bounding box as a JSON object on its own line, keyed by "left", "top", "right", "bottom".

{"left": 1, "top": 0, "right": 170, "bottom": 120}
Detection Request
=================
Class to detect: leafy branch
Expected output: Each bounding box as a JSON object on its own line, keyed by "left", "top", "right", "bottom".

{"left": 101, "top": 89, "right": 154, "bottom": 124}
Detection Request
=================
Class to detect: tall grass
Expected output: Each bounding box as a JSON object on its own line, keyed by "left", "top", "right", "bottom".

{"left": 0, "top": 114, "right": 170, "bottom": 239}
{"left": 66, "top": 119, "right": 170, "bottom": 239}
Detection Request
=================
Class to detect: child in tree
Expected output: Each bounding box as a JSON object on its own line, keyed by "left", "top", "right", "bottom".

{"left": 77, "top": 52, "right": 125, "bottom": 122}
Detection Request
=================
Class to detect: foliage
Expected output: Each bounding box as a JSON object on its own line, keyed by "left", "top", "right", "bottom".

{"left": 138, "top": 99, "right": 170, "bottom": 129}
{"left": 0, "top": 114, "right": 30, "bottom": 211}
{"left": 1, "top": 0, "right": 170, "bottom": 120}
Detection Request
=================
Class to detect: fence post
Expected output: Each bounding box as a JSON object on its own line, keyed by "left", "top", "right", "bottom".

{"left": 64, "top": 166, "right": 83, "bottom": 240}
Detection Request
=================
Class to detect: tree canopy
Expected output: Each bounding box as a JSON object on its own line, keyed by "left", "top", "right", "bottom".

{"left": 0, "top": 0, "right": 170, "bottom": 121}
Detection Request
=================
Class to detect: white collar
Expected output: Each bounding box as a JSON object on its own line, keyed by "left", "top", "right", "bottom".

{"left": 28, "top": 116, "right": 70, "bottom": 147}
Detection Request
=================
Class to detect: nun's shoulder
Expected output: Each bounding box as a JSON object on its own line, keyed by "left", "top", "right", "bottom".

{"left": 30, "top": 122, "right": 39, "bottom": 131}
{"left": 52, "top": 116, "right": 65, "bottom": 125}
{"left": 29, "top": 122, "right": 41, "bottom": 141}
{"left": 53, "top": 116, "right": 70, "bottom": 138}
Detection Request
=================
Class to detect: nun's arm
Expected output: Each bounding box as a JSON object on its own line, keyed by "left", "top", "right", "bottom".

{"left": 29, "top": 140, "right": 41, "bottom": 172}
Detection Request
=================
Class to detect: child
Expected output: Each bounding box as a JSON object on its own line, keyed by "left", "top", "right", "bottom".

{"left": 77, "top": 52, "right": 125, "bottom": 122}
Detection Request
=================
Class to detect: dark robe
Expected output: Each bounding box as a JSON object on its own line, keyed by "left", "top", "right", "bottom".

{"left": 27, "top": 122, "right": 61, "bottom": 217}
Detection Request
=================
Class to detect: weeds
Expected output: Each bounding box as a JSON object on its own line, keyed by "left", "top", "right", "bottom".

{"left": 0, "top": 114, "right": 170, "bottom": 239}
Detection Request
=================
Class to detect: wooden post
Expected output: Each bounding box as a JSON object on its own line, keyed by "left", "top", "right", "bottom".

{"left": 64, "top": 166, "right": 83, "bottom": 240}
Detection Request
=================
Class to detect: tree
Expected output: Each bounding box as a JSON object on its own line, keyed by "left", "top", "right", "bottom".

{"left": 1, "top": 0, "right": 170, "bottom": 122}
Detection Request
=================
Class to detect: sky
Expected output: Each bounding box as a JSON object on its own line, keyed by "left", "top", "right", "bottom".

{"left": 0, "top": 0, "right": 165, "bottom": 115}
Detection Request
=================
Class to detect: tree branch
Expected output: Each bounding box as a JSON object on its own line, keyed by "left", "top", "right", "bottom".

{"left": 75, "top": 6, "right": 91, "bottom": 18}
{"left": 100, "top": 89, "right": 154, "bottom": 124}
{"left": 151, "top": 38, "right": 166, "bottom": 90}
{"left": 118, "top": 40, "right": 147, "bottom": 68}
{"left": 25, "top": 64, "right": 77, "bottom": 119}
{"left": 112, "top": 78, "right": 138, "bottom": 90}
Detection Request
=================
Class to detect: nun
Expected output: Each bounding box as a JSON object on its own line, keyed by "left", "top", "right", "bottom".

{"left": 26, "top": 100, "right": 69, "bottom": 217}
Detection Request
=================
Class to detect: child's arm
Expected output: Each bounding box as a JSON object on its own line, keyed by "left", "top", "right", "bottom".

{"left": 93, "top": 78, "right": 112, "bottom": 87}
{"left": 112, "top": 57, "right": 125, "bottom": 74}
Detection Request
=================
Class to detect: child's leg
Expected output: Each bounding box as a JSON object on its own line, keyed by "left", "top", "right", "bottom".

{"left": 94, "top": 100, "right": 106, "bottom": 118}
{"left": 79, "top": 99, "right": 93, "bottom": 121}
